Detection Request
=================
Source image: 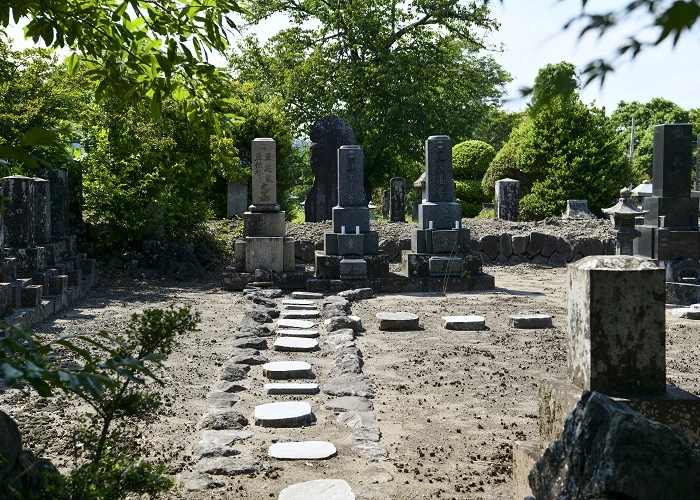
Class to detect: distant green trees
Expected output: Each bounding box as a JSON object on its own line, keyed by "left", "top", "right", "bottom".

{"left": 452, "top": 140, "right": 495, "bottom": 217}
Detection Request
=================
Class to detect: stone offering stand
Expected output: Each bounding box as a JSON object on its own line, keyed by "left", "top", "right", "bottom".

{"left": 0, "top": 172, "right": 97, "bottom": 329}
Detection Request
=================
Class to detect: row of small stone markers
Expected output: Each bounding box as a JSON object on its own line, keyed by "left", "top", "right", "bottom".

{"left": 180, "top": 286, "right": 389, "bottom": 498}
{"left": 375, "top": 311, "right": 553, "bottom": 332}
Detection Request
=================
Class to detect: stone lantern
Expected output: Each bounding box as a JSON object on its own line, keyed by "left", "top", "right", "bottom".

{"left": 602, "top": 187, "right": 647, "bottom": 255}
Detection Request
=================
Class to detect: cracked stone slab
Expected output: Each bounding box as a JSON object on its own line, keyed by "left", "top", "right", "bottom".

{"left": 442, "top": 315, "right": 486, "bottom": 331}
{"left": 279, "top": 479, "right": 355, "bottom": 500}
{"left": 231, "top": 336, "right": 268, "bottom": 350}
{"left": 279, "top": 310, "right": 320, "bottom": 320}
{"left": 508, "top": 314, "right": 553, "bottom": 328}
{"left": 199, "top": 409, "right": 248, "bottom": 430}
{"left": 265, "top": 382, "right": 319, "bottom": 395}
{"left": 178, "top": 471, "right": 224, "bottom": 491}
{"left": 354, "top": 441, "right": 388, "bottom": 462}
{"left": 273, "top": 337, "right": 319, "bottom": 352}
{"left": 323, "top": 374, "right": 374, "bottom": 398}
{"left": 206, "top": 392, "right": 239, "bottom": 409}
{"left": 337, "top": 411, "right": 378, "bottom": 429}
{"left": 192, "top": 440, "right": 240, "bottom": 459}
{"left": 376, "top": 312, "right": 420, "bottom": 331}
{"left": 277, "top": 318, "right": 316, "bottom": 329}
{"left": 254, "top": 401, "right": 314, "bottom": 427}
{"left": 262, "top": 361, "right": 313, "bottom": 379}
{"left": 276, "top": 329, "right": 319, "bottom": 338}
{"left": 269, "top": 441, "right": 337, "bottom": 460}
{"left": 291, "top": 292, "right": 324, "bottom": 299}
{"left": 195, "top": 456, "right": 262, "bottom": 475}
{"left": 219, "top": 362, "right": 250, "bottom": 382}
{"left": 349, "top": 428, "right": 381, "bottom": 443}
{"left": 325, "top": 396, "right": 373, "bottom": 413}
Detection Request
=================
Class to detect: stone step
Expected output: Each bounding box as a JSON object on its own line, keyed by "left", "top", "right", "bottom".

{"left": 276, "top": 329, "right": 319, "bottom": 338}
{"left": 254, "top": 401, "right": 314, "bottom": 427}
{"left": 292, "top": 292, "right": 324, "bottom": 299}
{"left": 262, "top": 361, "right": 313, "bottom": 380}
{"left": 508, "top": 314, "right": 553, "bottom": 329}
{"left": 273, "top": 337, "right": 319, "bottom": 352}
{"left": 277, "top": 318, "right": 316, "bottom": 329}
{"left": 269, "top": 441, "right": 337, "bottom": 460}
{"left": 279, "top": 479, "right": 355, "bottom": 500}
{"left": 375, "top": 312, "right": 420, "bottom": 331}
{"left": 442, "top": 315, "right": 486, "bottom": 331}
{"left": 279, "top": 310, "right": 320, "bottom": 320}
{"left": 282, "top": 299, "right": 316, "bottom": 306}
{"left": 265, "top": 383, "right": 319, "bottom": 395}
{"left": 283, "top": 304, "right": 319, "bottom": 311}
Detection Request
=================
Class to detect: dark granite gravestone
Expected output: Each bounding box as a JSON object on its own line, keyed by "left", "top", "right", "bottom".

{"left": 32, "top": 178, "right": 51, "bottom": 244}
{"left": 305, "top": 116, "right": 357, "bottom": 222}
{"left": 38, "top": 169, "right": 69, "bottom": 238}
{"left": 652, "top": 124, "right": 692, "bottom": 197}
{"left": 389, "top": 177, "right": 406, "bottom": 222}
{"left": 2, "top": 176, "right": 35, "bottom": 248}
{"left": 495, "top": 178, "right": 520, "bottom": 221}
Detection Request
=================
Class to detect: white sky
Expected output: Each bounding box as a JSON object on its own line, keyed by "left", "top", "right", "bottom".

{"left": 6, "top": 0, "right": 700, "bottom": 114}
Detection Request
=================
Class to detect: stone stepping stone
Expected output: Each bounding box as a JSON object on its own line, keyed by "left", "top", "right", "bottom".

{"left": 284, "top": 304, "right": 319, "bottom": 311}
{"left": 269, "top": 441, "right": 337, "bottom": 460}
{"left": 282, "top": 299, "right": 316, "bottom": 306}
{"left": 375, "top": 312, "right": 420, "bottom": 331}
{"left": 292, "top": 292, "right": 324, "bottom": 299}
{"left": 277, "top": 318, "right": 316, "bottom": 329}
{"left": 273, "top": 337, "right": 319, "bottom": 352}
{"left": 195, "top": 456, "right": 261, "bottom": 475}
{"left": 262, "top": 361, "right": 313, "bottom": 380}
{"left": 276, "top": 329, "right": 319, "bottom": 338}
{"left": 325, "top": 396, "right": 373, "bottom": 413}
{"left": 442, "top": 315, "right": 486, "bottom": 331}
{"left": 671, "top": 304, "right": 700, "bottom": 319}
{"left": 279, "top": 479, "right": 355, "bottom": 500}
{"left": 178, "top": 471, "right": 224, "bottom": 491}
{"left": 508, "top": 314, "right": 553, "bottom": 329}
{"left": 254, "top": 401, "right": 314, "bottom": 427}
{"left": 265, "top": 383, "right": 319, "bottom": 395}
{"left": 279, "top": 310, "right": 320, "bottom": 320}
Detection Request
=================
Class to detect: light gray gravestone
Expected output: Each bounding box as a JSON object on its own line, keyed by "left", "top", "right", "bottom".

{"left": 227, "top": 179, "right": 248, "bottom": 217}
{"left": 249, "top": 138, "right": 278, "bottom": 211}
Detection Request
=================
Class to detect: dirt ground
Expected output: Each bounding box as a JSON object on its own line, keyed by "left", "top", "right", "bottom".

{"left": 2, "top": 263, "right": 699, "bottom": 499}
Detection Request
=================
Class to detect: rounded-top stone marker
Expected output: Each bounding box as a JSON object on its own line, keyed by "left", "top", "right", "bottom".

{"left": 442, "top": 315, "right": 486, "bottom": 331}
{"left": 262, "top": 361, "right": 312, "bottom": 380}
{"left": 375, "top": 312, "right": 419, "bottom": 331}
{"left": 279, "top": 479, "right": 355, "bottom": 500}
{"left": 254, "top": 401, "right": 314, "bottom": 427}
{"left": 269, "top": 441, "right": 337, "bottom": 460}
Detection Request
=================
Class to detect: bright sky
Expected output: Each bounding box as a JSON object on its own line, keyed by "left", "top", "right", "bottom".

{"left": 490, "top": 0, "right": 700, "bottom": 113}
{"left": 6, "top": 0, "right": 700, "bottom": 114}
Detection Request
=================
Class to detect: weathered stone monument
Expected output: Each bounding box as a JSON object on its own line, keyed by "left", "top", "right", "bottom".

{"left": 227, "top": 179, "right": 249, "bottom": 218}
{"left": 495, "top": 178, "right": 519, "bottom": 221}
{"left": 401, "top": 136, "right": 490, "bottom": 290}
{"left": 224, "top": 139, "right": 308, "bottom": 290}
{"left": 603, "top": 188, "right": 647, "bottom": 255}
{"left": 304, "top": 115, "right": 357, "bottom": 222}
{"left": 634, "top": 123, "right": 700, "bottom": 304}
{"left": 561, "top": 199, "right": 596, "bottom": 219}
{"left": 513, "top": 255, "right": 700, "bottom": 498}
{"left": 389, "top": 177, "right": 406, "bottom": 222}
{"left": 312, "top": 145, "right": 388, "bottom": 285}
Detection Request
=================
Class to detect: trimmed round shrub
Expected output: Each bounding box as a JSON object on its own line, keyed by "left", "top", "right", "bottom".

{"left": 452, "top": 140, "right": 495, "bottom": 181}
{"left": 455, "top": 179, "right": 489, "bottom": 218}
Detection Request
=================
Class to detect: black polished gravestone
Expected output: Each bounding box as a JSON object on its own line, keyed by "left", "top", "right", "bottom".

{"left": 304, "top": 115, "right": 358, "bottom": 222}
{"left": 389, "top": 177, "right": 406, "bottom": 222}
{"left": 634, "top": 124, "right": 700, "bottom": 303}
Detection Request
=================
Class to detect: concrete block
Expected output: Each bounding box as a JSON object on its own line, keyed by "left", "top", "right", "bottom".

{"left": 68, "top": 269, "right": 82, "bottom": 287}
{"left": 362, "top": 231, "right": 379, "bottom": 255}
{"left": 49, "top": 275, "right": 68, "bottom": 295}
{"left": 243, "top": 211, "right": 285, "bottom": 237}
{"left": 21, "top": 285, "right": 43, "bottom": 308}
{"left": 314, "top": 252, "right": 341, "bottom": 279}
{"left": 429, "top": 256, "right": 463, "bottom": 276}
{"left": 323, "top": 233, "right": 339, "bottom": 255}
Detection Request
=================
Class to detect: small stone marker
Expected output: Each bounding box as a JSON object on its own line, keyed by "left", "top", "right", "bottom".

{"left": 262, "top": 361, "right": 313, "bottom": 380}
{"left": 277, "top": 319, "right": 316, "bottom": 329}
{"left": 508, "top": 314, "right": 553, "bottom": 329}
{"left": 269, "top": 441, "right": 337, "bottom": 460}
{"left": 273, "top": 337, "right": 319, "bottom": 352}
{"left": 279, "top": 479, "right": 355, "bottom": 500}
{"left": 254, "top": 401, "right": 314, "bottom": 427}
{"left": 292, "top": 291, "right": 324, "bottom": 299}
{"left": 375, "top": 312, "right": 420, "bottom": 331}
{"left": 442, "top": 315, "right": 486, "bottom": 331}
{"left": 276, "top": 329, "right": 320, "bottom": 338}
{"left": 265, "top": 383, "right": 319, "bottom": 395}
{"left": 279, "top": 310, "right": 320, "bottom": 320}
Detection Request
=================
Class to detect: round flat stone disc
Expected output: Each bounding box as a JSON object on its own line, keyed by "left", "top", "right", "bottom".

{"left": 442, "top": 315, "right": 486, "bottom": 331}
{"left": 277, "top": 319, "right": 316, "bottom": 329}
{"left": 254, "top": 401, "right": 313, "bottom": 428}
{"left": 276, "top": 329, "right": 319, "bottom": 338}
{"left": 269, "top": 441, "right": 337, "bottom": 460}
{"left": 279, "top": 479, "right": 355, "bottom": 500}
{"left": 262, "top": 361, "right": 312, "bottom": 380}
{"left": 375, "top": 312, "right": 420, "bottom": 331}
{"left": 273, "top": 337, "right": 319, "bottom": 352}
{"left": 265, "top": 383, "right": 319, "bottom": 395}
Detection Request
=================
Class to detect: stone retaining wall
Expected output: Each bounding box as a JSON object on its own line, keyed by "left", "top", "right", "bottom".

{"left": 294, "top": 231, "right": 616, "bottom": 267}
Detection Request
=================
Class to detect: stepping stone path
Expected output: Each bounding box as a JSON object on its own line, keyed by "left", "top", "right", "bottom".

{"left": 269, "top": 441, "right": 337, "bottom": 460}
{"left": 254, "top": 401, "right": 314, "bottom": 427}
{"left": 265, "top": 383, "right": 319, "bottom": 395}
{"left": 442, "top": 315, "right": 486, "bottom": 331}
{"left": 284, "top": 303, "right": 319, "bottom": 310}
{"left": 282, "top": 299, "right": 316, "bottom": 306}
{"left": 279, "top": 479, "right": 355, "bottom": 500}
{"left": 276, "top": 328, "right": 320, "bottom": 338}
{"left": 375, "top": 311, "right": 420, "bottom": 331}
{"left": 508, "top": 314, "right": 553, "bottom": 329}
{"left": 277, "top": 318, "right": 316, "bottom": 329}
{"left": 291, "top": 291, "right": 324, "bottom": 299}
{"left": 273, "top": 337, "right": 319, "bottom": 352}
{"left": 279, "top": 310, "right": 320, "bottom": 320}
{"left": 262, "top": 361, "right": 313, "bottom": 379}
{"left": 671, "top": 304, "right": 700, "bottom": 320}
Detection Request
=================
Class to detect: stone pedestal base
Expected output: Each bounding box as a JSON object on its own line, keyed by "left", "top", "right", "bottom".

{"left": 402, "top": 250, "right": 483, "bottom": 278}
{"left": 234, "top": 236, "right": 296, "bottom": 273}
{"left": 539, "top": 378, "right": 700, "bottom": 444}
{"left": 221, "top": 266, "right": 311, "bottom": 291}
{"left": 306, "top": 273, "right": 494, "bottom": 294}
{"left": 666, "top": 282, "right": 700, "bottom": 305}
{"left": 314, "top": 251, "right": 388, "bottom": 280}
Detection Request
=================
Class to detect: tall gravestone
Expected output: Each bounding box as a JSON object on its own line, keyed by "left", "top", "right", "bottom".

{"left": 305, "top": 115, "right": 357, "bottom": 222}
{"left": 314, "top": 146, "right": 388, "bottom": 281}
{"left": 33, "top": 178, "right": 51, "bottom": 245}
{"left": 3, "top": 176, "right": 36, "bottom": 248}
{"left": 389, "top": 177, "right": 406, "bottom": 222}
{"left": 634, "top": 124, "right": 700, "bottom": 301}
{"left": 38, "top": 169, "right": 69, "bottom": 239}
{"left": 402, "top": 136, "right": 483, "bottom": 279}
{"left": 495, "top": 178, "right": 520, "bottom": 221}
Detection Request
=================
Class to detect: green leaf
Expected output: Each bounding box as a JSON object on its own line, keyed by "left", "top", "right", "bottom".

{"left": 21, "top": 127, "right": 58, "bottom": 146}
{"left": 65, "top": 52, "right": 80, "bottom": 75}
{"left": 151, "top": 87, "right": 162, "bottom": 120}
{"left": 0, "top": 145, "right": 40, "bottom": 169}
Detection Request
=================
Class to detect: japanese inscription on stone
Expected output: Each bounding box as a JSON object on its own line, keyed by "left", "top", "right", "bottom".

{"left": 252, "top": 138, "right": 277, "bottom": 206}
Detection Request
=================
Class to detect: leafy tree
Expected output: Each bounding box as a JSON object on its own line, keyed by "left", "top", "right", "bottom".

{"left": 610, "top": 98, "right": 689, "bottom": 182}
{"left": 452, "top": 140, "right": 495, "bottom": 217}
{"left": 472, "top": 108, "right": 524, "bottom": 152}
{"left": 231, "top": 0, "right": 510, "bottom": 189}
{"left": 481, "top": 117, "right": 534, "bottom": 198}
